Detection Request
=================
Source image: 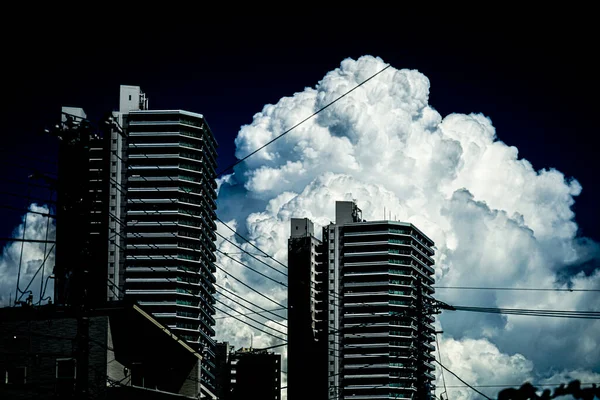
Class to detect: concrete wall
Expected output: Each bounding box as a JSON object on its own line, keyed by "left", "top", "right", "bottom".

{"left": 0, "top": 315, "right": 109, "bottom": 400}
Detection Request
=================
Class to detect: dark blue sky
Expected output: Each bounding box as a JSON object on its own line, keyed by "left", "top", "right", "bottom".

{"left": 2, "top": 15, "right": 597, "bottom": 245}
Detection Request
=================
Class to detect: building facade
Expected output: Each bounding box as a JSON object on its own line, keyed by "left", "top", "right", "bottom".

{"left": 227, "top": 347, "right": 281, "bottom": 400}
{"left": 116, "top": 87, "right": 219, "bottom": 397}
{"left": 288, "top": 218, "right": 327, "bottom": 400}
{"left": 288, "top": 201, "right": 436, "bottom": 400}
{"left": 54, "top": 107, "right": 112, "bottom": 306}
{"left": 54, "top": 86, "right": 220, "bottom": 398}
{"left": 0, "top": 302, "right": 205, "bottom": 400}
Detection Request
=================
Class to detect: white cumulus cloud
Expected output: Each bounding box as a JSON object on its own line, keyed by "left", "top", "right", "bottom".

{"left": 0, "top": 204, "right": 56, "bottom": 307}
{"left": 215, "top": 55, "right": 600, "bottom": 399}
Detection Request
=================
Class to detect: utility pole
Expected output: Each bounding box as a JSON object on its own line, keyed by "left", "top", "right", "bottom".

{"left": 415, "top": 278, "right": 427, "bottom": 400}
{"left": 50, "top": 112, "right": 94, "bottom": 399}
{"left": 75, "top": 296, "right": 89, "bottom": 400}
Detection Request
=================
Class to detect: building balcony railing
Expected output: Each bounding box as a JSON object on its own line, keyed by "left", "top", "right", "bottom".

{"left": 345, "top": 363, "right": 388, "bottom": 369}
{"left": 345, "top": 251, "right": 390, "bottom": 257}
{"left": 344, "top": 230, "right": 389, "bottom": 237}
{"left": 345, "top": 240, "right": 388, "bottom": 247}
{"left": 345, "top": 281, "right": 389, "bottom": 287}
{"left": 343, "top": 352, "right": 388, "bottom": 358}
{"left": 411, "top": 244, "right": 435, "bottom": 265}
{"left": 344, "top": 312, "right": 389, "bottom": 318}
{"left": 152, "top": 312, "right": 177, "bottom": 318}
{"left": 169, "top": 325, "right": 200, "bottom": 333}
{"left": 343, "top": 374, "right": 389, "bottom": 379}
{"left": 344, "top": 332, "right": 389, "bottom": 339}
{"left": 344, "top": 301, "right": 388, "bottom": 307}
{"left": 343, "top": 395, "right": 409, "bottom": 400}
{"left": 125, "top": 278, "right": 172, "bottom": 283}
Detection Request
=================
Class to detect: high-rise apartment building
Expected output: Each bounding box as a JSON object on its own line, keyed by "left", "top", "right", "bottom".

{"left": 115, "top": 86, "right": 219, "bottom": 397}
{"left": 55, "top": 86, "right": 219, "bottom": 399}
{"left": 54, "top": 107, "right": 112, "bottom": 306}
{"left": 288, "top": 218, "right": 327, "bottom": 400}
{"left": 288, "top": 201, "right": 436, "bottom": 400}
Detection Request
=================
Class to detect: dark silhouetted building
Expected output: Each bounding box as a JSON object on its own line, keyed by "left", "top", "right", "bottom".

{"left": 215, "top": 346, "right": 281, "bottom": 400}
{"left": 0, "top": 302, "right": 205, "bottom": 400}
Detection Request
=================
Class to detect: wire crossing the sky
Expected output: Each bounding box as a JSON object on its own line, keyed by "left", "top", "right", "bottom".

{"left": 216, "top": 63, "right": 391, "bottom": 177}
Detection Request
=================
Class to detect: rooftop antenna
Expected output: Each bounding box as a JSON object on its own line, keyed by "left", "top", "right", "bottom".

{"left": 250, "top": 333, "right": 253, "bottom": 350}
{"left": 384, "top": 206, "right": 386, "bottom": 220}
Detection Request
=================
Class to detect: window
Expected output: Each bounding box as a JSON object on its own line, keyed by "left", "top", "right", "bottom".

{"left": 129, "top": 95, "right": 132, "bottom": 101}
{"left": 56, "top": 358, "right": 76, "bottom": 380}
{"left": 111, "top": 195, "right": 116, "bottom": 199}
{"left": 131, "top": 363, "right": 144, "bottom": 387}
{"left": 109, "top": 274, "right": 114, "bottom": 279}
{"left": 5, "top": 366, "right": 26, "bottom": 384}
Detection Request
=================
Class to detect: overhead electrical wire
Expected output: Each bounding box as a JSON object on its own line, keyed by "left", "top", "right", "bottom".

{"left": 214, "top": 298, "right": 287, "bottom": 337}
{"left": 448, "top": 305, "right": 600, "bottom": 319}
{"left": 213, "top": 307, "right": 286, "bottom": 320}
{"left": 215, "top": 230, "right": 287, "bottom": 276}
{"left": 214, "top": 282, "right": 287, "bottom": 321}
{"left": 435, "top": 331, "right": 449, "bottom": 400}
{"left": 435, "top": 286, "right": 600, "bottom": 293}
{"left": 216, "top": 216, "right": 288, "bottom": 270}
{"left": 433, "top": 358, "right": 492, "bottom": 400}
{"left": 215, "top": 63, "right": 391, "bottom": 177}
{"left": 213, "top": 305, "right": 286, "bottom": 342}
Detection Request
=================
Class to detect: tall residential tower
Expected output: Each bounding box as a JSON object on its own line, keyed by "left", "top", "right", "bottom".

{"left": 117, "top": 86, "right": 219, "bottom": 397}
{"left": 55, "top": 86, "right": 219, "bottom": 399}
{"left": 288, "top": 201, "right": 436, "bottom": 400}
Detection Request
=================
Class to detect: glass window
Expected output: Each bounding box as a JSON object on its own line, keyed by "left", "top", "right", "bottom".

{"left": 56, "top": 358, "right": 76, "bottom": 380}
{"left": 5, "top": 366, "right": 26, "bottom": 384}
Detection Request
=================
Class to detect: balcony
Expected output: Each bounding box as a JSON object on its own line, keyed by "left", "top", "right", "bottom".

{"left": 345, "top": 241, "right": 389, "bottom": 248}
{"left": 344, "top": 374, "right": 389, "bottom": 379}
{"left": 345, "top": 281, "right": 389, "bottom": 288}
{"left": 125, "top": 277, "right": 172, "bottom": 284}
{"left": 344, "top": 230, "right": 388, "bottom": 237}
{"left": 411, "top": 244, "right": 435, "bottom": 265}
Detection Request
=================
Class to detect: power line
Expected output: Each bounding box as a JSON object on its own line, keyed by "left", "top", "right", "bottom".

{"left": 443, "top": 382, "right": 600, "bottom": 389}
{"left": 433, "top": 358, "right": 492, "bottom": 400}
{"left": 217, "top": 249, "right": 286, "bottom": 287}
{"left": 215, "top": 290, "right": 287, "bottom": 330}
{"left": 216, "top": 63, "right": 391, "bottom": 177}
{"left": 214, "top": 282, "right": 287, "bottom": 322}
{"left": 213, "top": 307, "right": 286, "bottom": 320}
{"left": 213, "top": 305, "right": 286, "bottom": 342}
{"left": 216, "top": 216, "right": 288, "bottom": 270}
{"left": 0, "top": 205, "right": 56, "bottom": 219}
{"left": 215, "top": 264, "right": 286, "bottom": 309}
{"left": 435, "top": 286, "right": 600, "bottom": 293}
{"left": 448, "top": 305, "right": 600, "bottom": 319}
{"left": 0, "top": 238, "right": 56, "bottom": 244}
{"left": 214, "top": 298, "right": 287, "bottom": 337}
{"left": 216, "top": 230, "right": 287, "bottom": 276}
{"left": 0, "top": 190, "right": 56, "bottom": 205}
{"left": 435, "top": 332, "right": 449, "bottom": 400}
